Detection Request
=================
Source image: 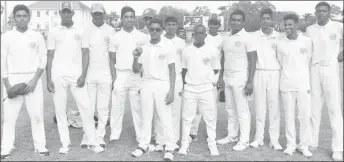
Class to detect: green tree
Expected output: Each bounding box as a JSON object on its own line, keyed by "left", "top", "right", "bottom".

{"left": 157, "top": 6, "right": 190, "bottom": 27}
{"left": 191, "top": 6, "right": 212, "bottom": 16}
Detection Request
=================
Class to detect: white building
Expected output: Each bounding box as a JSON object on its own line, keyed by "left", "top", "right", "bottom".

{"left": 28, "top": 1, "right": 91, "bottom": 34}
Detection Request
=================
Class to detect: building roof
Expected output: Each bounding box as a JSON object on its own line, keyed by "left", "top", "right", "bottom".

{"left": 28, "top": 1, "right": 90, "bottom": 11}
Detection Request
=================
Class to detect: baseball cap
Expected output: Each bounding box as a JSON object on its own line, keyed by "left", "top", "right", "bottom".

{"left": 142, "top": 8, "right": 156, "bottom": 18}
{"left": 59, "top": 1, "right": 73, "bottom": 11}
{"left": 91, "top": 3, "right": 105, "bottom": 14}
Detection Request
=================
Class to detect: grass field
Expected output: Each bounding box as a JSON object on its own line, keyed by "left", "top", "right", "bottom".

{"left": 1, "top": 63, "right": 343, "bottom": 161}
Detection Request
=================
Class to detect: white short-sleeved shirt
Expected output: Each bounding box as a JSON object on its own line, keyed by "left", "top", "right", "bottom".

{"left": 306, "top": 20, "right": 343, "bottom": 66}
{"left": 205, "top": 34, "right": 224, "bottom": 63}
{"left": 83, "top": 23, "right": 115, "bottom": 79}
{"left": 182, "top": 43, "right": 220, "bottom": 93}
{"left": 251, "top": 28, "right": 281, "bottom": 70}
{"left": 109, "top": 28, "right": 149, "bottom": 71}
{"left": 276, "top": 34, "right": 312, "bottom": 92}
{"left": 222, "top": 29, "right": 256, "bottom": 75}
{"left": 1, "top": 29, "right": 47, "bottom": 78}
{"left": 47, "top": 24, "right": 86, "bottom": 77}
{"left": 163, "top": 35, "right": 186, "bottom": 74}
{"left": 138, "top": 39, "right": 176, "bottom": 81}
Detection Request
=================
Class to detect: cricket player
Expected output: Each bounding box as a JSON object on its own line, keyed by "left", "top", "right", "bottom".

{"left": 275, "top": 13, "right": 313, "bottom": 157}
{"left": 190, "top": 15, "right": 223, "bottom": 141}
{"left": 153, "top": 16, "right": 186, "bottom": 151}
{"left": 1, "top": 4, "right": 49, "bottom": 159}
{"left": 306, "top": 2, "right": 343, "bottom": 161}
{"left": 82, "top": 3, "right": 116, "bottom": 148}
{"left": 109, "top": 6, "right": 148, "bottom": 142}
{"left": 249, "top": 8, "right": 282, "bottom": 151}
{"left": 217, "top": 10, "right": 257, "bottom": 151}
{"left": 131, "top": 18, "right": 176, "bottom": 161}
{"left": 178, "top": 24, "right": 220, "bottom": 156}
{"left": 46, "top": 1, "right": 103, "bottom": 154}
{"left": 140, "top": 8, "right": 156, "bottom": 34}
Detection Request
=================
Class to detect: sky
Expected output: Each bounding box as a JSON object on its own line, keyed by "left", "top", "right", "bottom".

{"left": 1, "top": 1, "right": 343, "bottom": 16}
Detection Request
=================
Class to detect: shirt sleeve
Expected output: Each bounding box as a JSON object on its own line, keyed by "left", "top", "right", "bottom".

{"left": 81, "top": 29, "right": 89, "bottom": 48}
{"left": 245, "top": 34, "right": 257, "bottom": 53}
{"left": 109, "top": 34, "right": 118, "bottom": 53}
{"left": 46, "top": 30, "right": 55, "bottom": 50}
{"left": 37, "top": 33, "right": 47, "bottom": 69}
{"left": 1, "top": 33, "right": 9, "bottom": 78}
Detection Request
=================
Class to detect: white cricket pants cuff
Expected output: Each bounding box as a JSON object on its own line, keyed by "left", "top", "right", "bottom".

{"left": 310, "top": 64, "right": 343, "bottom": 152}
{"left": 1, "top": 73, "right": 47, "bottom": 151}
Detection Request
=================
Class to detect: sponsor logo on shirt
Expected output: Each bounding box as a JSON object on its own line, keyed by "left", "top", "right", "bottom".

{"left": 330, "top": 33, "right": 336, "bottom": 40}
{"left": 203, "top": 57, "right": 210, "bottom": 64}
{"left": 235, "top": 41, "right": 241, "bottom": 47}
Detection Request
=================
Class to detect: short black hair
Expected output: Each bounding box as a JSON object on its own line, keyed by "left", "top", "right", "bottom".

{"left": 230, "top": 9, "right": 246, "bottom": 22}
{"left": 260, "top": 8, "right": 273, "bottom": 18}
{"left": 164, "top": 16, "right": 178, "bottom": 24}
{"left": 315, "top": 1, "right": 331, "bottom": 11}
{"left": 121, "top": 6, "right": 135, "bottom": 18}
{"left": 12, "top": 4, "right": 30, "bottom": 17}
{"left": 283, "top": 13, "right": 299, "bottom": 23}
{"left": 193, "top": 24, "right": 206, "bottom": 32}
{"left": 148, "top": 18, "right": 163, "bottom": 28}
{"left": 208, "top": 18, "right": 221, "bottom": 25}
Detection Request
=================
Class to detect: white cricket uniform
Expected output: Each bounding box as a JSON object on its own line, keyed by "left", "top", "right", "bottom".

{"left": 137, "top": 39, "right": 176, "bottom": 151}
{"left": 276, "top": 34, "right": 312, "bottom": 148}
{"left": 84, "top": 23, "right": 115, "bottom": 142}
{"left": 221, "top": 29, "right": 256, "bottom": 143}
{"left": 181, "top": 43, "right": 220, "bottom": 146}
{"left": 1, "top": 29, "right": 48, "bottom": 151}
{"left": 306, "top": 20, "right": 343, "bottom": 152}
{"left": 250, "top": 29, "right": 281, "bottom": 142}
{"left": 109, "top": 28, "right": 148, "bottom": 141}
{"left": 190, "top": 33, "right": 223, "bottom": 136}
{"left": 154, "top": 36, "right": 186, "bottom": 144}
{"left": 47, "top": 24, "right": 97, "bottom": 147}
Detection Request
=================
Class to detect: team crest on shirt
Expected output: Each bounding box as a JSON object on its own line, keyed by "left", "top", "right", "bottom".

{"left": 299, "top": 48, "right": 307, "bottom": 55}
{"left": 330, "top": 33, "right": 336, "bottom": 40}
{"left": 271, "top": 43, "right": 277, "bottom": 49}
{"left": 29, "top": 42, "right": 36, "bottom": 49}
{"left": 158, "top": 53, "right": 166, "bottom": 60}
{"left": 104, "top": 36, "right": 110, "bottom": 43}
{"left": 203, "top": 57, "right": 210, "bottom": 64}
{"left": 235, "top": 41, "right": 241, "bottom": 47}
{"left": 74, "top": 34, "right": 81, "bottom": 40}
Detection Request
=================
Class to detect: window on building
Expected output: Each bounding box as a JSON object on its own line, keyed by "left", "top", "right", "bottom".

{"left": 54, "top": 11, "right": 58, "bottom": 15}
{"left": 46, "top": 11, "right": 49, "bottom": 16}
{"left": 37, "top": 11, "right": 40, "bottom": 17}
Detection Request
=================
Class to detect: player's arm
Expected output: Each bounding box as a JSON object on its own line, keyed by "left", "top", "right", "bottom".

{"left": 181, "top": 50, "right": 188, "bottom": 89}
{"left": 109, "top": 35, "right": 118, "bottom": 76}
{"left": 132, "top": 49, "right": 142, "bottom": 73}
{"left": 166, "top": 49, "right": 176, "bottom": 105}
{"left": 247, "top": 51, "right": 257, "bottom": 83}
{"left": 1, "top": 33, "right": 11, "bottom": 90}
{"left": 80, "top": 30, "right": 90, "bottom": 81}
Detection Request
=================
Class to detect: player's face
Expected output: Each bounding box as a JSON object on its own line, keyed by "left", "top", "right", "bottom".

{"left": 208, "top": 23, "right": 220, "bottom": 33}
{"left": 230, "top": 14, "right": 244, "bottom": 31}
{"left": 59, "top": 9, "right": 74, "bottom": 24}
{"left": 144, "top": 16, "right": 152, "bottom": 26}
{"left": 284, "top": 19, "right": 298, "bottom": 36}
{"left": 177, "top": 29, "right": 186, "bottom": 39}
{"left": 165, "top": 21, "right": 177, "bottom": 35}
{"left": 91, "top": 12, "right": 104, "bottom": 26}
{"left": 260, "top": 14, "right": 272, "bottom": 28}
{"left": 121, "top": 11, "right": 136, "bottom": 28}
{"left": 149, "top": 23, "right": 163, "bottom": 40}
{"left": 193, "top": 26, "right": 207, "bottom": 43}
{"left": 315, "top": 5, "right": 330, "bottom": 22}
{"left": 14, "top": 10, "right": 30, "bottom": 29}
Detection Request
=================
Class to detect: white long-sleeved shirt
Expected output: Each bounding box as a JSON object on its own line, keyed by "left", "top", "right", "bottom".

{"left": 1, "top": 29, "right": 47, "bottom": 79}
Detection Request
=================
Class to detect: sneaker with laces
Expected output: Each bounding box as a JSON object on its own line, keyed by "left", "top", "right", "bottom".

{"left": 155, "top": 144, "right": 164, "bottom": 152}
{"left": 296, "top": 147, "right": 312, "bottom": 157}
{"left": 217, "top": 136, "right": 239, "bottom": 145}
{"left": 269, "top": 141, "right": 283, "bottom": 151}
{"left": 233, "top": 142, "right": 249, "bottom": 151}
{"left": 131, "top": 147, "right": 147, "bottom": 157}
{"left": 88, "top": 145, "right": 104, "bottom": 154}
{"left": 1, "top": 147, "right": 14, "bottom": 159}
{"left": 250, "top": 139, "right": 264, "bottom": 148}
{"left": 98, "top": 138, "right": 106, "bottom": 148}
{"left": 59, "top": 144, "right": 71, "bottom": 154}
{"left": 164, "top": 150, "right": 174, "bottom": 161}
{"left": 208, "top": 144, "right": 220, "bottom": 156}
{"left": 283, "top": 146, "right": 296, "bottom": 156}
{"left": 332, "top": 151, "right": 343, "bottom": 161}
{"left": 178, "top": 144, "right": 189, "bottom": 155}
{"left": 35, "top": 148, "right": 50, "bottom": 156}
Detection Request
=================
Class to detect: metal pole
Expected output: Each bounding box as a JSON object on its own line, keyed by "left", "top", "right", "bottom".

{"left": 4, "top": 1, "right": 8, "bottom": 32}
{"left": 226, "top": 1, "right": 230, "bottom": 32}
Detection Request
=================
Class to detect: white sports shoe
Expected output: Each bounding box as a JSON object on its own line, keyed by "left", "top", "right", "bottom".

{"left": 250, "top": 139, "right": 264, "bottom": 148}
{"left": 208, "top": 144, "right": 220, "bottom": 156}
{"left": 1, "top": 147, "right": 14, "bottom": 159}
{"left": 163, "top": 151, "right": 174, "bottom": 161}
{"left": 131, "top": 147, "right": 147, "bottom": 157}
{"left": 59, "top": 144, "right": 71, "bottom": 154}
{"left": 283, "top": 146, "right": 296, "bottom": 156}
{"left": 178, "top": 144, "right": 189, "bottom": 155}
{"left": 217, "top": 136, "right": 239, "bottom": 145}
{"left": 269, "top": 141, "right": 283, "bottom": 151}
{"left": 155, "top": 144, "right": 164, "bottom": 152}
{"left": 233, "top": 142, "right": 249, "bottom": 151}
{"left": 296, "top": 147, "right": 312, "bottom": 157}
{"left": 88, "top": 145, "right": 104, "bottom": 154}
{"left": 332, "top": 151, "right": 343, "bottom": 161}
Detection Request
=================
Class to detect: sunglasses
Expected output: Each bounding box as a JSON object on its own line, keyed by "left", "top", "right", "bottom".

{"left": 149, "top": 28, "right": 162, "bottom": 33}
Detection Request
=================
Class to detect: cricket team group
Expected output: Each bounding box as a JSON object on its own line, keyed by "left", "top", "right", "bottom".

{"left": 1, "top": 1, "right": 343, "bottom": 161}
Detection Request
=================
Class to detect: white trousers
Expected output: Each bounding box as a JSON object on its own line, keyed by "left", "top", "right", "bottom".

{"left": 138, "top": 80, "right": 174, "bottom": 151}
{"left": 110, "top": 70, "right": 142, "bottom": 142}
{"left": 52, "top": 75, "right": 97, "bottom": 147}
{"left": 181, "top": 89, "right": 217, "bottom": 146}
{"left": 87, "top": 73, "right": 112, "bottom": 141}
{"left": 310, "top": 64, "right": 343, "bottom": 152}
{"left": 281, "top": 90, "right": 311, "bottom": 148}
{"left": 1, "top": 73, "right": 47, "bottom": 151}
{"left": 155, "top": 74, "right": 183, "bottom": 144}
{"left": 190, "top": 87, "right": 218, "bottom": 135}
{"left": 253, "top": 70, "right": 280, "bottom": 142}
